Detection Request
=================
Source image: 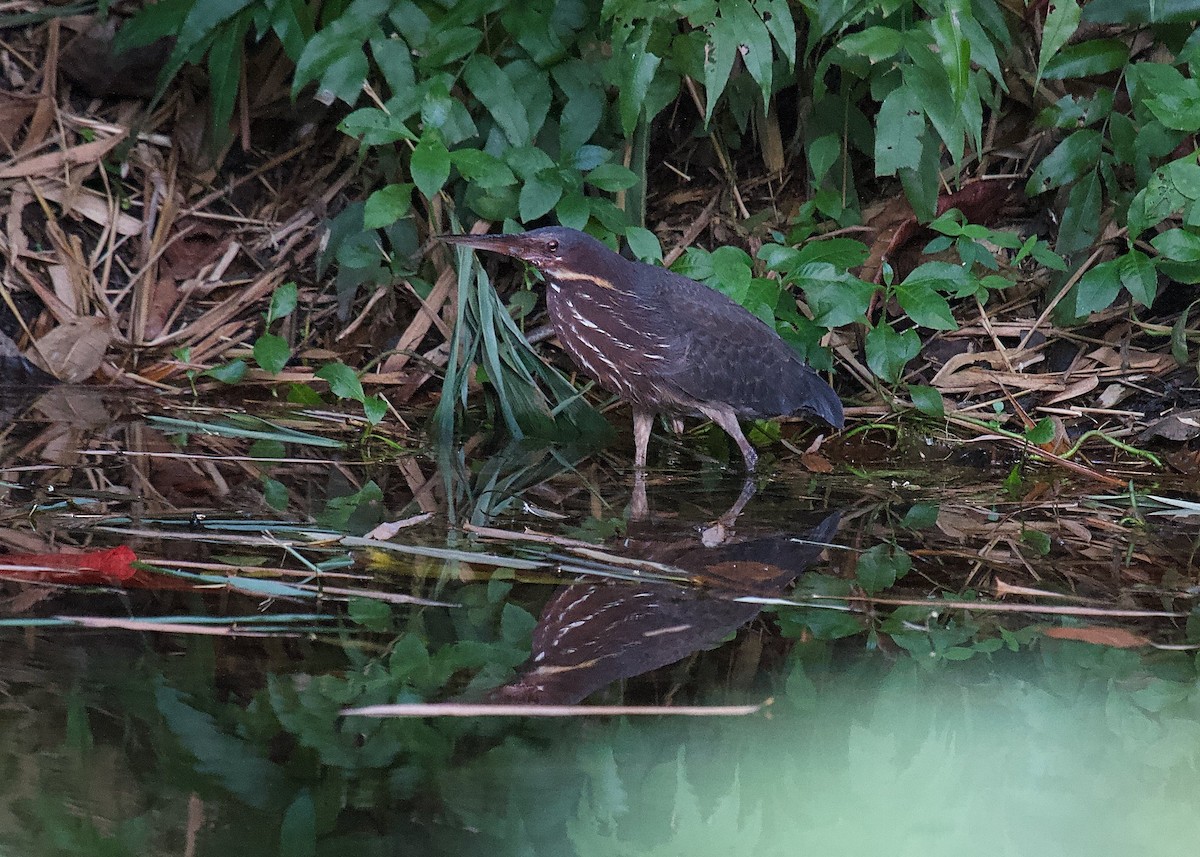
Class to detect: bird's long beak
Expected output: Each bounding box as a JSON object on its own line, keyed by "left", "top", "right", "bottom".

{"left": 438, "top": 233, "right": 529, "bottom": 260}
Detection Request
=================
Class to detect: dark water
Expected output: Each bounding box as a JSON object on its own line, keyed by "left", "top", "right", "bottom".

{"left": 0, "top": 390, "right": 1197, "bottom": 855}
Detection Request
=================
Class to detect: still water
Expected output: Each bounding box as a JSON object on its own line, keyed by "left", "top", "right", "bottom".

{"left": 0, "top": 390, "right": 1197, "bottom": 855}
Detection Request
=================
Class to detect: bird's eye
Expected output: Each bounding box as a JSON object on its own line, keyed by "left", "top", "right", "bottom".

{"left": 547, "top": 240, "right": 559, "bottom": 253}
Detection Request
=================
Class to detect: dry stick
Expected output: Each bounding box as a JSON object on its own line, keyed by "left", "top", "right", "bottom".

{"left": 1016, "top": 246, "right": 1106, "bottom": 351}
{"left": 663, "top": 192, "right": 721, "bottom": 267}
{"left": 344, "top": 702, "right": 766, "bottom": 718}
{"left": 682, "top": 76, "right": 750, "bottom": 219}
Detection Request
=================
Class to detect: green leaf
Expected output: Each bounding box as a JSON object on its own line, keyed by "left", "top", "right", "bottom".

{"left": 205, "top": 359, "right": 247, "bottom": 384}
{"left": 451, "top": 149, "right": 516, "bottom": 188}
{"left": 362, "top": 395, "right": 388, "bottom": 425}
{"left": 262, "top": 476, "right": 288, "bottom": 511}
{"left": 280, "top": 790, "right": 316, "bottom": 857}
{"left": 555, "top": 191, "right": 591, "bottom": 230}
{"left": 930, "top": 10, "right": 969, "bottom": 108}
{"left": 1055, "top": 168, "right": 1101, "bottom": 256}
{"left": 553, "top": 60, "right": 605, "bottom": 153}
{"left": 617, "top": 26, "right": 661, "bottom": 136}
{"left": 1118, "top": 249, "right": 1158, "bottom": 306}
{"left": 897, "top": 263, "right": 966, "bottom": 325}
{"left": 875, "top": 85, "right": 924, "bottom": 176}
{"left": 316, "top": 362, "right": 365, "bottom": 402}
{"left": 253, "top": 333, "right": 291, "bottom": 375}
{"left": 410, "top": 132, "right": 450, "bottom": 200}
{"left": 624, "top": 227, "right": 662, "bottom": 262}
{"left": 1144, "top": 78, "right": 1200, "bottom": 132}
{"left": 807, "top": 133, "right": 839, "bottom": 183}
{"left": 856, "top": 544, "right": 913, "bottom": 594}
{"left": 418, "top": 25, "right": 482, "bottom": 69}
{"left": 1036, "top": 0, "right": 1081, "bottom": 89}
{"left": 1152, "top": 228, "right": 1200, "bottom": 262}
{"left": 1068, "top": 259, "right": 1122, "bottom": 316}
{"left": 901, "top": 502, "right": 940, "bottom": 529}
{"left": 348, "top": 597, "right": 393, "bottom": 631}
{"left": 519, "top": 171, "right": 564, "bottom": 222}
{"left": 1025, "top": 129, "right": 1101, "bottom": 195}
{"left": 907, "top": 384, "right": 945, "bottom": 417}
{"left": 723, "top": 0, "right": 773, "bottom": 110}
{"left": 1042, "top": 38, "right": 1128, "bottom": 79}
{"left": 267, "top": 282, "right": 298, "bottom": 324}
{"left": 757, "top": 0, "right": 796, "bottom": 66}
{"left": 586, "top": 163, "right": 638, "bottom": 191}
{"left": 206, "top": 10, "right": 249, "bottom": 139}
{"left": 1024, "top": 417, "right": 1055, "bottom": 444}
{"left": 363, "top": 183, "right": 413, "bottom": 229}
{"left": 463, "top": 54, "right": 530, "bottom": 146}
{"left": 370, "top": 31, "right": 414, "bottom": 95}
{"left": 798, "top": 265, "right": 876, "bottom": 327}
{"left": 339, "top": 107, "right": 416, "bottom": 145}
{"left": 1018, "top": 528, "right": 1052, "bottom": 558}
{"left": 865, "top": 323, "right": 920, "bottom": 383}
{"left": 838, "top": 26, "right": 903, "bottom": 62}
{"left": 702, "top": 14, "right": 737, "bottom": 125}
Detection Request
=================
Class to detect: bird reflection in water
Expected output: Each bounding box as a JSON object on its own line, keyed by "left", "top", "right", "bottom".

{"left": 488, "top": 505, "right": 841, "bottom": 706}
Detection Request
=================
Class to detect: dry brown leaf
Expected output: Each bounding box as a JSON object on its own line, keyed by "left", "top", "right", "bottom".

{"left": 27, "top": 315, "right": 113, "bottom": 382}
{"left": 800, "top": 451, "right": 834, "bottom": 473}
{"left": 37, "top": 179, "right": 142, "bottom": 236}
{"left": 1044, "top": 375, "right": 1100, "bottom": 405}
{"left": 1040, "top": 625, "right": 1150, "bottom": 648}
{"left": 0, "top": 134, "right": 124, "bottom": 180}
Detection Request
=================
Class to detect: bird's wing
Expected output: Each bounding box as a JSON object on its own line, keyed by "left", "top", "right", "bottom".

{"left": 645, "top": 273, "right": 843, "bottom": 426}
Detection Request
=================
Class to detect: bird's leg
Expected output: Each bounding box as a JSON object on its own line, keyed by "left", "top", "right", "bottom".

{"left": 632, "top": 408, "right": 654, "bottom": 469}
{"left": 700, "top": 478, "right": 757, "bottom": 548}
{"left": 698, "top": 405, "right": 758, "bottom": 471}
{"left": 630, "top": 466, "right": 649, "bottom": 521}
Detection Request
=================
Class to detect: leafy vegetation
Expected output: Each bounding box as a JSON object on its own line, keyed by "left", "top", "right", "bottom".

{"left": 110, "top": 0, "right": 1200, "bottom": 444}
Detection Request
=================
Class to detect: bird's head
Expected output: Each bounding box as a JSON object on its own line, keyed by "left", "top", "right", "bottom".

{"left": 438, "top": 226, "right": 607, "bottom": 278}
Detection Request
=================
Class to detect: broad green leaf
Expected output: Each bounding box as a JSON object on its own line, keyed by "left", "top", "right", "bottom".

{"left": 279, "top": 790, "right": 316, "bottom": 857}
{"left": 586, "top": 163, "right": 639, "bottom": 191}
{"left": 317, "top": 362, "right": 365, "bottom": 402}
{"left": 724, "top": 0, "right": 773, "bottom": 110}
{"left": 369, "top": 32, "right": 414, "bottom": 96}
{"left": 418, "top": 25, "right": 482, "bottom": 70}
{"left": 1152, "top": 228, "right": 1200, "bottom": 262}
{"left": 1036, "top": 0, "right": 1081, "bottom": 89}
{"left": 1055, "top": 168, "right": 1101, "bottom": 256}
{"left": 462, "top": 55, "right": 530, "bottom": 146}
{"left": 267, "top": 282, "right": 298, "bottom": 324}
{"left": 797, "top": 265, "right": 876, "bottom": 327}
{"left": 1042, "top": 38, "right": 1128, "bottom": 79}
{"left": 902, "top": 502, "right": 940, "bottom": 528}
{"left": 553, "top": 60, "right": 605, "bottom": 153}
{"left": 451, "top": 150, "right": 516, "bottom": 188}
{"left": 262, "top": 476, "right": 288, "bottom": 511}
{"left": 625, "top": 227, "right": 662, "bottom": 262}
{"left": 410, "top": 132, "right": 450, "bottom": 199}
{"left": 702, "top": 14, "right": 738, "bottom": 125}
{"left": 1069, "top": 259, "right": 1122, "bottom": 316}
{"left": 895, "top": 278, "right": 957, "bottom": 330}
{"left": 1024, "top": 418, "right": 1055, "bottom": 445}
{"left": 808, "top": 133, "right": 840, "bottom": 184}
{"left": 518, "top": 171, "right": 563, "bottom": 222}
{"left": 1144, "top": 79, "right": 1200, "bottom": 132}
{"left": 362, "top": 395, "right": 388, "bottom": 425}
{"left": 205, "top": 359, "right": 247, "bottom": 384}
{"left": 856, "top": 544, "right": 913, "bottom": 594}
{"left": 908, "top": 384, "right": 945, "bottom": 417}
{"left": 756, "top": 0, "right": 796, "bottom": 66}
{"left": 838, "top": 26, "right": 903, "bottom": 61}
{"left": 875, "top": 85, "right": 924, "bottom": 175}
{"left": 253, "top": 333, "right": 290, "bottom": 375}
{"left": 1025, "top": 129, "right": 1101, "bottom": 195}
{"left": 555, "top": 191, "right": 591, "bottom": 229}
{"left": 865, "top": 323, "right": 920, "bottom": 382}
{"left": 339, "top": 108, "right": 416, "bottom": 145}
{"left": 363, "top": 183, "right": 413, "bottom": 229}
{"left": 1118, "top": 249, "right": 1158, "bottom": 306}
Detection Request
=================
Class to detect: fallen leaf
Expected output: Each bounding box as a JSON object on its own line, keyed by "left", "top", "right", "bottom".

{"left": 27, "top": 315, "right": 113, "bottom": 382}
{"left": 1041, "top": 625, "right": 1150, "bottom": 648}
